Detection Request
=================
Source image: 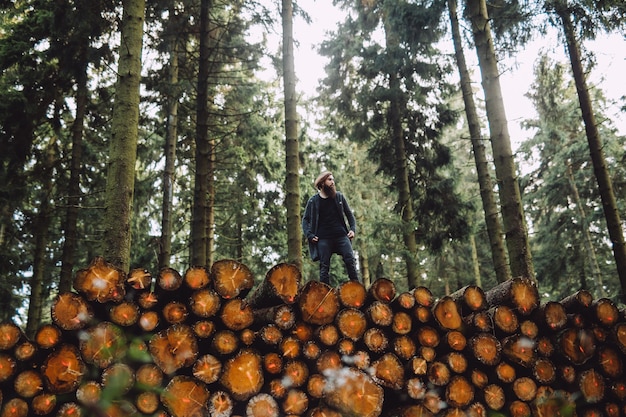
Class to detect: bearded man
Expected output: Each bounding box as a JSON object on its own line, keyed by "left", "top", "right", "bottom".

{"left": 302, "top": 171, "right": 360, "bottom": 284}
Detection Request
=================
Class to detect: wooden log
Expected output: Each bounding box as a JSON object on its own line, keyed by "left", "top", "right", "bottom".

{"left": 338, "top": 280, "right": 367, "bottom": 309}
{"left": 259, "top": 324, "right": 283, "bottom": 346}
{"left": 338, "top": 337, "right": 355, "bottom": 356}
{"left": 392, "top": 335, "right": 416, "bottom": 360}
{"left": 433, "top": 296, "right": 462, "bottom": 331}
{"left": 407, "top": 356, "right": 428, "bottom": 376}
{"left": 416, "top": 326, "right": 440, "bottom": 348}
{"left": 593, "top": 298, "right": 619, "bottom": 327}
{"left": 41, "top": 344, "right": 86, "bottom": 394}
{"left": 254, "top": 304, "right": 296, "bottom": 330}
{"left": 212, "top": 330, "right": 239, "bottom": 356}
{"left": 183, "top": 265, "right": 211, "bottom": 290}
{"left": 292, "top": 322, "right": 314, "bottom": 343}
{"left": 512, "top": 376, "right": 537, "bottom": 401}
{"left": 465, "top": 310, "right": 492, "bottom": 333}
{"left": 509, "top": 400, "right": 531, "bottom": 417}
{"left": 391, "top": 311, "right": 412, "bottom": 335}
{"left": 50, "top": 293, "right": 93, "bottom": 331}
{"left": 316, "top": 324, "right": 339, "bottom": 347}
{"left": 412, "top": 286, "right": 434, "bottom": 307}
{"left": 392, "top": 291, "right": 416, "bottom": 311}
{"left": 367, "top": 301, "right": 394, "bottom": 327}
{"left": 280, "top": 336, "right": 302, "bottom": 359}
{"left": 189, "top": 288, "right": 221, "bottom": 318}
{"left": 445, "top": 375, "right": 474, "bottom": 408}
{"left": 263, "top": 351, "right": 283, "bottom": 375}
{"left": 162, "top": 301, "right": 188, "bottom": 324}
{"left": 560, "top": 289, "right": 594, "bottom": 312}
{"left": 193, "top": 354, "right": 222, "bottom": 384}
{"left": 306, "top": 374, "right": 326, "bottom": 399}
{"left": 492, "top": 304, "right": 519, "bottom": 335}
{"left": 193, "top": 319, "right": 215, "bottom": 339}
{"left": 282, "top": 389, "right": 309, "bottom": 415}
{"left": 519, "top": 319, "right": 539, "bottom": 339}
{"left": 246, "top": 393, "right": 279, "bottom": 417}
{"left": 444, "top": 351, "right": 467, "bottom": 374}
{"left": 597, "top": 346, "right": 623, "bottom": 378}
{"left": 211, "top": 259, "right": 255, "bottom": 299}
{"left": 73, "top": 257, "right": 126, "bottom": 302}
{"left": 372, "top": 352, "right": 404, "bottom": 389}
{"left": 31, "top": 393, "right": 57, "bottom": 415}
{"left": 161, "top": 375, "right": 210, "bottom": 417}
{"left": 536, "top": 335, "right": 555, "bottom": 357}
{"left": 450, "top": 284, "right": 487, "bottom": 314}
{"left": 502, "top": 334, "right": 535, "bottom": 368}
{"left": 13, "top": 341, "right": 35, "bottom": 362}
{"left": 137, "top": 291, "right": 159, "bottom": 309}
{"left": 558, "top": 327, "right": 596, "bottom": 365}
{"left": 322, "top": 367, "right": 384, "bottom": 417}
{"left": 396, "top": 404, "right": 434, "bottom": 417}
{"left": 148, "top": 324, "right": 199, "bottom": 374}
{"left": 495, "top": 361, "right": 516, "bottom": 383}
{"left": 283, "top": 360, "right": 309, "bottom": 388}
{"left": 579, "top": 368, "right": 605, "bottom": 403}
{"left": 613, "top": 322, "right": 626, "bottom": 354}
{"left": 102, "top": 362, "right": 134, "bottom": 395}
{"left": 127, "top": 267, "right": 152, "bottom": 290}
{"left": 298, "top": 281, "right": 339, "bottom": 326}
{"left": 220, "top": 349, "right": 264, "bottom": 401}
{"left": 470, "top": 368, "right": 489, "bottom": 389}
{"left": 469, "top": 332, "right": 501, "bottom": 366}
{"left": 247, "top": 263, "right": 301, "bottom": 309}
{"left": 535, "top": 301, "right": 567, "bottom": 332}
{"left": 2, "top": 398, "right": 29, "bottom": 417}
{"left": 220, "top": 298, "right": 254, "bottom": 331}
{"left": 136, "top": 391, "right": 160, "bottom": 414}
{"left": 316, "top": 350, "right": 341, "bottom": 373}
{"left": 209, "top": 391, "right": 234, "bottom": 417}
{"left": 240, "top": 328, "right": 256, "bottom": 346}
{"left": 445, "top": 331, "right": 467, "bottom": 352}
{"left": 336, "top": 308, "right": 367, "bottom": 341}
{"left": 427, "top": 361, "right": 451, "bottom": 386}
{"left": 483, "top": 383, "right": 506, "bottom": 411}
{"left": 369, "top": 277, "right": 396, "bottom": 304}
{"left": 136, "top": 363, "right": 164, "bottom": 389}
{"left": 485, "top": 276, "right": 539, "bottom": 316}
{"left": 109, "top": 301, "right": 140, "bottom": 327}
{"left": 76, "top": 380, "right": 102, "bottom": 406}
{"left": 532, "top": 357, "right": 556, "bottom": 384}
{"left": 34, "top": 324, "right": 62, "bottom": 350}
{"left": 302, "top": 341, "right": 321, "bottom": 361}
{"left": 13, "top": 369, "right": 43, "bottom": 398}
{"left": 363, "top": 327, "right": 389, "bottom": 354}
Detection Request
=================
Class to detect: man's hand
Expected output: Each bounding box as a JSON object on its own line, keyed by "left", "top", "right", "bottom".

{"left": 312, "top": 236, "right": 319, "bottom": 242}
{"left": 347, "top": 231, "right": 355, "bottom": 240}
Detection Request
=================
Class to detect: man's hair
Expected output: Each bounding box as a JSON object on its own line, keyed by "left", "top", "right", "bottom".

{"left": 314, "top": 171, "right": 333, "bottom": 190}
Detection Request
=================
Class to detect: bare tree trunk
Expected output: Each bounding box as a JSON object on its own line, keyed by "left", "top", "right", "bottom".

{"left": 469, "top": 233, "right": 482, "bottom": 287}
{"left": 448, "top": 0, "right": 510, "bottom": 283}
{"left": 466, "top": 0, "right": 534, "bottom": 280}
{"left": 27, "top": 137, "right": 56, "bottom": 338}
{"left": 565, "top": 163, "right": 605, "bottom": 296}
{"left": 556, "top": 4, "right": 626, "bottom": 303}
{"left": 191, "top": 0, "right": 213, "bottom": 266}
{"left": 159, "top": 6, "right": 181, "bottom": 270}
{"left": 282, "top": 0, "right": 302, "bottom": 270}
{"left": 381, "top": 18, "right": 420, "bottom": 289}
{"left": 103, "top": 0, "right": 145, "bottom": 272}
{"left": 60, "top": 48, "right": 87, "bottom": 293}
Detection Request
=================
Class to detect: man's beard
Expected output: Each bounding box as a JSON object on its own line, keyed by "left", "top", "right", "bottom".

{"left": 323, "top": 183, "right": 336, "bottom": 198}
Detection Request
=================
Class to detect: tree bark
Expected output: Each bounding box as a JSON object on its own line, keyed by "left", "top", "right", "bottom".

{"left": 282, "top": 0, "right": 302, "bottom": 270}
{"left": 103, "top": 0, "right": 145, "bottom": 272}
{"left": 158, "top": 4, "right": 181, "bottom": 270}
{"left": 448, "top": 0, "right": 510, "bottom": 283}
{"left": 466, "top": 0, "right": 534, "bottom": 280}
{"left": 556, "top": 2, "right": 626, "bottom": 303}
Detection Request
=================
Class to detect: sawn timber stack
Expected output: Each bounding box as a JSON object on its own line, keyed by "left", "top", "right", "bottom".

{"left": 1, "top": 257, "right": 625, "bottom": 417}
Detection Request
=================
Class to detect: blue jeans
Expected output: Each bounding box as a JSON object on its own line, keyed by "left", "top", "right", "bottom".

{"left": 317, "top": 236, "right": 359, "bottom": 283}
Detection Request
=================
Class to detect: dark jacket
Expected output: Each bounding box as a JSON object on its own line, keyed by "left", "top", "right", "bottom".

{"left": 301, "top": 191, "right": 356, "bottom": 261}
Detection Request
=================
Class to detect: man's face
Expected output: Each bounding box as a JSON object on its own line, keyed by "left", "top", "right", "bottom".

{"left": 323, "top": 176, "right": 337, "bottom": 197}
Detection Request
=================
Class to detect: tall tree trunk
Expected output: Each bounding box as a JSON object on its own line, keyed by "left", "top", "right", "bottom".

{"left": 448, "top": 0, "right": 510, "bottom": 283}
{"left": 191, "top": 0, "right": 213, "bottom": 266}
{"left": 566, "top": 162, "right": 605, "bottom": 296}
{"left": 282, "top": 0, "right": 302, "bottom": 270}
{"left": 469, "top": 233, "right": 482, "bottom": 287}
{"left": 382, "top": 18, "right": 420, "bottom": 289}
{"left": 103, "top": 0, "right": 145, "bottom": 272}
{"left": 59, "top": 48, "right": 87, "bottom": 293}
{"left": 159, "top": 6, "right": 181, "bottom": 270}
{"left": 465, "top": 0, "right": 534, "bottom": 280}
{"left": 556, "top": 4, "right": 626, "bottom": 303}
{"left": 26, "top": 138, "right": 56, "bottom": 338}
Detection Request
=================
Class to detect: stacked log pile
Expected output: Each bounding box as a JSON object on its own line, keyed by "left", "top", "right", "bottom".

{"left": 1, "top": 256, "right": 626, "bottom": 417}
